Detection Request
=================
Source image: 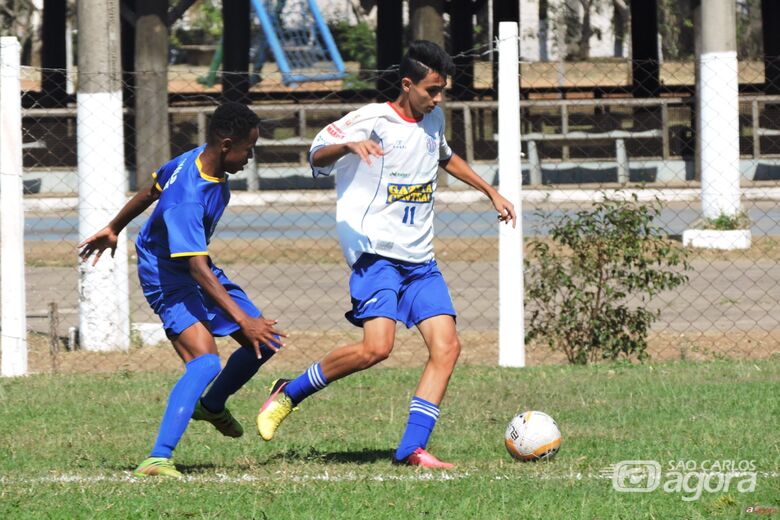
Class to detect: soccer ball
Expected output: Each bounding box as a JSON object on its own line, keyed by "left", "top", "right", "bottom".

{"left": 504, "top": 411, "right": 562, "bottom": 461}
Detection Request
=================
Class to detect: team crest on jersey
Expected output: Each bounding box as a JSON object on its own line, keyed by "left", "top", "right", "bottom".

{"left": 386, "top": 182, "right": 433, "bottom": 204}
{"left": 425, "top": 134, "right": 437, "bottom": 155}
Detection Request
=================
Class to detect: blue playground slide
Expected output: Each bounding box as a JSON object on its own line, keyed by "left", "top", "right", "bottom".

{"left": 250, "top": 0, "right": 346, "bottom": 86}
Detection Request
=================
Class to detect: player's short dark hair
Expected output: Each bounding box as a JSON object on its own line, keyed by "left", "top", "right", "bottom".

{"left": 207, "top": 102, "right": 259, "bottom": 144}
{"left": 399, "top": 40, "right": 455, "bottom": 83}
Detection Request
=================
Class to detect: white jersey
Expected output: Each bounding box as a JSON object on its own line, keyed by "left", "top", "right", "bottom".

{"left": 310, "top": 102, "right": 452, "bottom": 267}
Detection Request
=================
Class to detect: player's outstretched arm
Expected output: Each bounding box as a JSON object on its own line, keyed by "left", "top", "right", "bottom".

{"left": 187, "top": 255, "right": 287, "bottom": 358}
{"left": 442, "top": 153, "right": 517, "bottom": 227}
{"left": 78, "top": 182, "right": 161, "bottom": 265}
{"left": 311, "top": 140, "right": 384, "bottom": 167}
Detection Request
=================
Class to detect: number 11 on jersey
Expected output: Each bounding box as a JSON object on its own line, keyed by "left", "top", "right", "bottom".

{"left": 402, "top": 206, "right": 416, "bottom": 225}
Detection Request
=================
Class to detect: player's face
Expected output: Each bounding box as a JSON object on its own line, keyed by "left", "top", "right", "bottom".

{"left": 221, "top": 126, "right": 259, "bottom": 173}
{"left": 404, "top": 71, "right": 447, "bottom": 116}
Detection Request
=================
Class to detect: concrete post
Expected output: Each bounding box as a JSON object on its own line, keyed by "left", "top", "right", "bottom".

{"left": 134, "top": 0, "right": 171, "bottom": 191}
{"left": 698, "top": 0, "right": 740, "bottom": 219}
{"left": 410, "top": 0, "right": 444, "bottom": 47}
{"left": 77, "top": 0, "right": 130, "bottom": 351}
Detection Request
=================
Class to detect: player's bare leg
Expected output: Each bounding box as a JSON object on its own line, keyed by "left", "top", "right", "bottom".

{"left": 319, "top": 317, "right": 396, "bottom": 381}
{"left": 413, "top": 314, "right": 461, "bottom": 404}
{"left": 256, "top": 317, "right": 396, "bottom": 440}
{"left": 170, "top": 321, "right": 219, "bottom": 362}
{"left": 393, "top": 314, "right": 460, "bottom": 469}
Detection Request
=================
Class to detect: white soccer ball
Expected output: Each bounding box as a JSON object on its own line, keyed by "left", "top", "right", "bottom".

{"left": 504, "top": 411, "right": 562, "bottom": 461}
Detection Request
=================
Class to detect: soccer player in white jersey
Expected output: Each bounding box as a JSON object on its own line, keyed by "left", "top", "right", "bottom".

{"left": 256, "top": 40, "right": 516, "bottom": 468}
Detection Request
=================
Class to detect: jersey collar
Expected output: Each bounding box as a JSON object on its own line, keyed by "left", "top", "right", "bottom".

{"left": 387, "top": 101, "right": 423, "bottom": 123}
{"left": 196, "top": 153, "right": 226, "bottom": 183}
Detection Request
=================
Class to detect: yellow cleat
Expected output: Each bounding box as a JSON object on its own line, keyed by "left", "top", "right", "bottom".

{"left": 256, "top": 379, "right": 294, "bottom": 441}
{"left": 133, "top": 457, "right": 183, "bottom": 479}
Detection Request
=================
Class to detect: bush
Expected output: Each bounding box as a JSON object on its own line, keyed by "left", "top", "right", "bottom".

{"left": 702, "top": 211, "right": 751, "bottom": 231}
{"left": 328, "top": 20, "right": 376, "bottom": 71}
{"left": 525, "top": 195, "right": 691, "bottom": 364}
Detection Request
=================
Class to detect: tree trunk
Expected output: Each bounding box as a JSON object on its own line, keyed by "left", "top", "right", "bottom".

{"left": 577, "top": 0, "right": 593, "bottom": 60}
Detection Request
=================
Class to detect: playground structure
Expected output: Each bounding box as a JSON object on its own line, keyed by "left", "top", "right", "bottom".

{"left": 199, "top": 0, "right": 345, "bottom": 88}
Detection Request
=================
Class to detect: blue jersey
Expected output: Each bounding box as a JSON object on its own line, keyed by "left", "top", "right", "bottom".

{"left": 136, "top": 145, "right": 230, "bottom": 291}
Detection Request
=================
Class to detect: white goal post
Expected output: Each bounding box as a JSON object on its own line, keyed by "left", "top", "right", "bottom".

{"left": 497, "top": 22, "right": 526, "bottom": 368}
{"left": 1, "top": 37, "right": 28, "bottom": 377}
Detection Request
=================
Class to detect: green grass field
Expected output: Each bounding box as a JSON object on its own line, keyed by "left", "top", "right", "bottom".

{"left": 1, "top": 360, "right": 778, "bottom": 519}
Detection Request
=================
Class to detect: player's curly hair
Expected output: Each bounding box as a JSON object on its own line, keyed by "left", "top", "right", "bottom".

{"left": 207, "top": 102, "right": 260, "bottom": 144}
{"left": 399, "top": 40, "right": 455, "bottom": 83}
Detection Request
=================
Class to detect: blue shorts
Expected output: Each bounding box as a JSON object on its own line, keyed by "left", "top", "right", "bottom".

{"left": 140, "top": 261, "right": 261, "bottom": 338}
{"left": 346, "top": 254, "right": 456, "bottom": 328}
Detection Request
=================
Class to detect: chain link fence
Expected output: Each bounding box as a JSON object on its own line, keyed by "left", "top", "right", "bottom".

{"left": 7, "top": 41, "right": 780, "bottom": 374}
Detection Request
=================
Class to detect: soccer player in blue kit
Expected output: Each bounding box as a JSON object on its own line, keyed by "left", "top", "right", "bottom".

{"left": 79, "top": 102, "right": 286, "bottom": 478}
{"left": 256, "top": 41, "right": 517, "bottom": 468}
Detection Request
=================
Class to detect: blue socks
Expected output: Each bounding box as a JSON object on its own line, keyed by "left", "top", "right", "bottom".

{"left": 395, "top": 396, "right": 440, "bottom": 461}
{"left": 200, "top": 344, "right": 275, "bottom": 413}
{"left": 150, "top": 353, "right": 221, "bottom": 458}
{"left": 284, "top": 362, "right": 328, "bottom": 405}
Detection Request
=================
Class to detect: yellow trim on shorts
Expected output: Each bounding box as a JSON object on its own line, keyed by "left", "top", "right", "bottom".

{"left": 170, "top": 251, "right": 209, "bottom": 258}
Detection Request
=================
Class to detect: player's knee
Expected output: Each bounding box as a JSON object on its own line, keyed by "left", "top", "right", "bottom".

{"left": 432, "top": 337, "right": 460, "bottom": 368}
{"left": 359, "top": 339, "right": 393, "bottom": 367}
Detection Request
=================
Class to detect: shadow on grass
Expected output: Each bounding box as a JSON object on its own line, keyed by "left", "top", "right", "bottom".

{"left": 266, "top": 447, "right": 394, "bottom": 465}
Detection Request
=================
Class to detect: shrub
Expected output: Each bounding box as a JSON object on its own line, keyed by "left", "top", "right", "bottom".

{"left": 525, "top": 194, "right": 691, "bottom": 364}
{"left": 328, "top": 20, "right": 376, "bottom": 71}
{"left": 702, "top": 211, "right": 751, "bottom": 231}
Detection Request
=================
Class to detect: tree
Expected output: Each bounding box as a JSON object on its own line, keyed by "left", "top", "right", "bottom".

{"left": 657, "top": 0, "right": 695, "bottom": 60}
{"left": 0, "top": 0, "right": 41, "bottom": 65}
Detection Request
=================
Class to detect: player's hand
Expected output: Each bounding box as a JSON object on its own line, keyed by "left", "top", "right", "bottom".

{"left": 492, "top": 194, "right": 517, "bottom": 228}
{"left": 78, "top": 226, "right": 119, "bottom": 266}
{"left": 346, "top": 139, "right": 384, "bottom": 165}
{"left": 242, "top": 317, "right": 287, "bottom": 359}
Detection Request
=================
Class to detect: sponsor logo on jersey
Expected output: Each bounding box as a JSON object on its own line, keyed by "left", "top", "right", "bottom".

{"left": 163, "top": 159, "right": 186, "bottom": 190}
{"left": 387, "top": 182, "right": 433, "bottom": 204}
{"left": 326, "top": 124, "right": 345, "bottom": 139}
{"left": 389, "top": 171, "right": 412, "bottom": 178}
